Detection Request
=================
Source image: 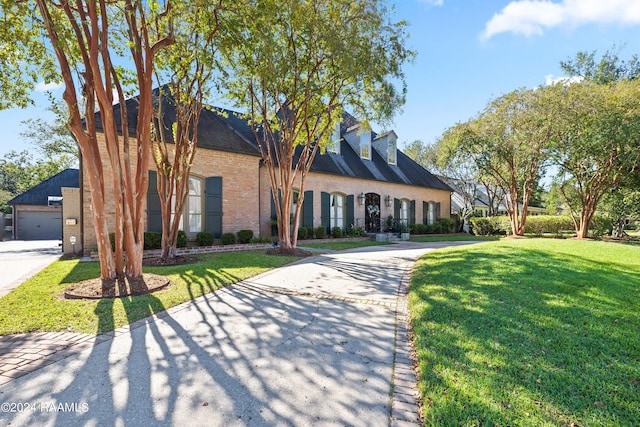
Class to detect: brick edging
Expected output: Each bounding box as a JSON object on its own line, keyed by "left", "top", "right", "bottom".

{"left": 389, "top": 265, "right": 422, "bottom": 426}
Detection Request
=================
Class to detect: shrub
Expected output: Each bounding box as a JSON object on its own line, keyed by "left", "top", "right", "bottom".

{"left": 250, "top": 236, "right": 272, "bottom": 244}
{"left": 590, "top": 216, "right": 612, "bottom": 238}
{"left": 524, "top": 215, "right": 574, "bottom": 237}
{"left": 144, "top": 231, "right": 162, "bottom": 250}
{"left": 347, "top": 225, "right": 366, "bottom": 237}
{"left": 306, "top": 226, "right": 316, "bottom": 238}
{"left": 315, "top": 225, "right": 327, "bottom": 239}
{"left": 196, "top": 231, "right": 214, "bottom": 246}
{"left": 297, "top": 226, "right": 309, "bottom": 240}
{"left": 437, "top": 218, "right": 457, "bottom": 233}
{"left": 109, "top": 232, "right": 115, "bottom": 251}
{"left": 177, "top": 230, "right": 188, "bottom": 248}
{"left": 331, "top": 227, "right": 343, "bottom": 238}
{"left": 237, "top": 229, "right": 254, "bottom": 244}
{"left": 220, "top": 232, "right": 236, "bottom": 245}
{"left": 469, "top": 217, "right": 509, "bottom": 236}
{"left": 412, "top": 223, "right": 428, "bottom": 235}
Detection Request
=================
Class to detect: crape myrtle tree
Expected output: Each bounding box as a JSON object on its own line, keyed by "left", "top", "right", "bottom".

{"left": 548, "top": 79, "right": 640, "bottom": 239}
{"left": 405, "top": 136, "right": 480, "bottom": 232}
{"left": 29, "top": 0, "right": 173, "bottom": 288}
{"left": 550, "top": 48, "right": 640, "bottom": 239}
{"left": 450, "top": 87, "right": 555, "bottom": 236}
{"left": 219, "top": 0, "right": 414, "bottom": 251}
{"left": 151, "top": 1, "right": 223, "bottom": 261}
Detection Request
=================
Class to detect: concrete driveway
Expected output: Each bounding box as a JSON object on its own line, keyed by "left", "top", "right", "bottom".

{"left": 0, "top": 240, "right": 62, "bottom": 298}
{"left": 0, "top": 241, "right": 476, "bottom": 426}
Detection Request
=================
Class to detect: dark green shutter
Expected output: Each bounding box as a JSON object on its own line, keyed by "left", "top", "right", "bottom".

{"left": 422, "top": 201, "right": 428, "bottom": 224}
{"left": 436, "top": 202, "right": 442, "bottom": 220}
{"left": 321, "top": 191, "right": 330, "bottom": 232}
{"left": 205, "top": 176, "right": 223, "bottom": 238}
{"left": 147, "top": 170, "right": 162, "bottom": 232}
{"left": 303, "top": 190, "right": 314, "bottom": 227}
{"left": 394, "top": 198, "right": 400, "bottom": 220}
{"left": 410, "top": 200, "right": 416, "bottom": 225}
{"left": 346, "top": 195, "right": 355, "bottom": 229}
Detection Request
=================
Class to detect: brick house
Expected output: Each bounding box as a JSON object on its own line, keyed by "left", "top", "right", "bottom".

{"left": 70, "top": 94, "right": 452, "bottom": 254}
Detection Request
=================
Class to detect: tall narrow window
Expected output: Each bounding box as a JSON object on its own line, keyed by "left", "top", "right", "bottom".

{"left": 399, "top": 199, "right": 409, "bottom": 227}
{"left": 388, "top": 139, "right": 397, "bottom": 165}
{"left": 187, "top": 177, "right": 203, "bottom": 233}
{"left": 170, "top": 175, "right": 204, "bottom": 235}
{"left": 330, "top": 193, "right": 345, "bottom": 229}
{"left": 428, "top": 202, "right": 435, "bottom": 225}
{"left": 360, "top": 142, "right": 370, "bottom": 159}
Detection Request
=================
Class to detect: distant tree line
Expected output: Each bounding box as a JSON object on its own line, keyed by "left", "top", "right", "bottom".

{"left": 406, "top": 47, "right": 640, "bottom": 239}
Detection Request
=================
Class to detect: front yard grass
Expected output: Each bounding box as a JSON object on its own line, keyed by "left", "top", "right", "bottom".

{"left": 0, "top": 251, "right": 297, "bottom": 335}
{"left": 409, "top": 239, "right": 640, "bottom": 426}
{"left": 410, "top": 235, "right": 501, "bottom": 243}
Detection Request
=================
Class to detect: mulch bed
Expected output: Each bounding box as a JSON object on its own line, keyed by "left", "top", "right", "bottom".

{"left": 142, "top": 255, "right": 199, "bottom": 267}
{"left": 63, "top": 273, "right": 172, "bottom": 300}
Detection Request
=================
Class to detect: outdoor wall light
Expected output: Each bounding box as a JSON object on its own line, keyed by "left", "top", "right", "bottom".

{"left": 358, "top": 192, "right": 366, "bottom": 206}
{"left": 384, "top": 195, "right": 392, "bottom": 207}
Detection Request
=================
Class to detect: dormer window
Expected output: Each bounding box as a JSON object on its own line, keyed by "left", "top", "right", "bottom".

{"left": 360, "top": 131, "right": 371, "bottom": 160}
{"left": 388, "top": 138, "right": 397, "bottom": 165}
{"left": 327, "top": 121, "right": 341, "bottom": 154}
{"left": 360, "top": 143, "right": 370, "bottom": 159}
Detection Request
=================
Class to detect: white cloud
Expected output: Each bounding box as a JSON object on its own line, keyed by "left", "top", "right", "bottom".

{"left": 482, "top": 0, "right": 640, "bottom": 40}
{"left": 544, "top": 73, "right": 584, "bottom": 85}
{"left": 34, "top": 81, "right": 63, "bottom": 92}
{"left": 419, "top": 0, "right": 443, "bottom": 7}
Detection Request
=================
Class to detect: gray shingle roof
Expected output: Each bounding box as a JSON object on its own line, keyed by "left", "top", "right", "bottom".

{"left": 95, "top": 88, "right": 261, "bottom": 158}
{"left": 214, "top": 109, "right": 453, "bottom": 191}
{"left": 8, "top": 168, "right": 79, "bottom": 206}
{"left": 98, "top": 90, "right": 451, "bottom": 191}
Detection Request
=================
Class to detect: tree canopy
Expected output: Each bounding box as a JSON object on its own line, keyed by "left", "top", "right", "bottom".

{"left": 219, "top": 0, "right": 414, "bottom": 249}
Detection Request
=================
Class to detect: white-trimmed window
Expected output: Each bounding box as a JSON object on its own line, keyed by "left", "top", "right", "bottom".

{"left": 428, "top": 202, "right": 435, "bottom": 225}
{"left": 328, "top": 122, "right": 341, "bottom": 154}
{"left": 400, "top": 199, "right": 409, "bottom": 225}
{"left": 171, "top": 176, "right": 204, "bottom": 235}
{"left": 330, "top": 193, "right": 345, "bottom": 229}
{"left": 360, "top": 142, "right": 370, "bottom": 159}
{"left": 388, "top": 138, "right": 397, "bottom": 165}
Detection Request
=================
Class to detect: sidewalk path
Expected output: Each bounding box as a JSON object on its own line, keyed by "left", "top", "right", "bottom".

{"left": 0, "top": 241, "right": 477, "bottom": 426}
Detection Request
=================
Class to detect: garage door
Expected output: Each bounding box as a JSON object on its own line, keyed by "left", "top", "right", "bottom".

{"left": 17, "top": 211, "right": 62, "bottom": 240}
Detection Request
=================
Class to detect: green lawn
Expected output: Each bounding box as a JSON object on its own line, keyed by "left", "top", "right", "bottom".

{"left": 0, "top": 251, "right": 297, "bottom": 335}
{"left": 409, "top": 239, "right": 640, "bottom": 427}
{"left": 411, "top": 235, "right": 501, "bottom": 243}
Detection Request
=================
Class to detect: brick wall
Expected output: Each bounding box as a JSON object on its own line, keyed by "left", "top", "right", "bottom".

{"left": 62, "top": 187, "right": 82, "bottom": 255}
{"left": 82, "top": 133, "right": 262, "bottom": 253}
{"left": 82, "top": 133, "right": 451, "bottom": 252}
{"left": 258, "top": 165, "right": 451, "bottom": 236}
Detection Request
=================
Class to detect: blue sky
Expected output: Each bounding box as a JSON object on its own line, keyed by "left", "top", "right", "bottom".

{"left": 3, "top": 0, "right": 640, "bottom": 158}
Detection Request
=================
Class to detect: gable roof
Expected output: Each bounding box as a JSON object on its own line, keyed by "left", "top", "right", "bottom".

{"left": 9, "top": 168, "right": 79, "bottom": 206}
{"left": 95, "top": 88, "right": 261, "bottom": 158}
{"left": 98, "top": 90, "right": 451, "bottom": 191}
{"left": 214, "top": 109, "right": 453, "bottom": 191}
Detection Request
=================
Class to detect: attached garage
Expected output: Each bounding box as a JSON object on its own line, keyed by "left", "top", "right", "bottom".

{"left": 8, "top": 169, "right": 79, "bottom": 241}
{"left": 15, "top": 209, "right": 62, "bottom": 240}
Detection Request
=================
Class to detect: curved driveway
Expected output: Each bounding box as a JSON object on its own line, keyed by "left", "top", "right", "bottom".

{"left": 0, "top": 240, "right": 61, "bottom": 298}
{"left": 0, "top": 241, "right": 476, "bottom": 426}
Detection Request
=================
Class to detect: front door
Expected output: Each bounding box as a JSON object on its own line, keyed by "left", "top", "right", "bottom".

{"left": 365, "top": 192, "right": 380, "bottom": 232}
